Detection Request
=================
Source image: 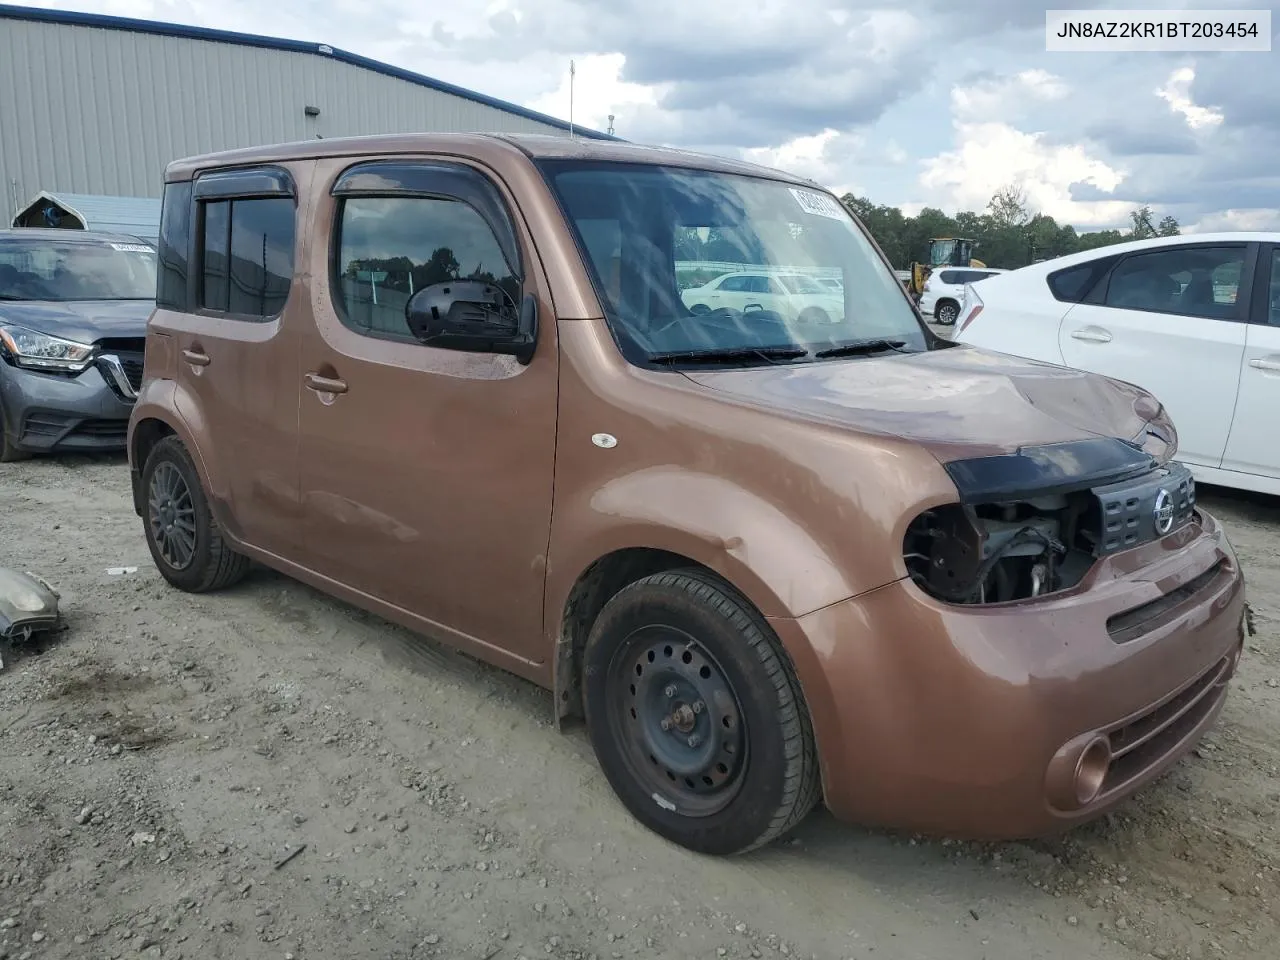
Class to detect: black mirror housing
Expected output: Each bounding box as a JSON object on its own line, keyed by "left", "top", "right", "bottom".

{"left": 405, "top": 280, "right": 537, "bottom": 365}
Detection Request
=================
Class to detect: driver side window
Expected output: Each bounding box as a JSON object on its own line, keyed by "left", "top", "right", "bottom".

{"left": 334, "top": 195, "right": 519, "bottom": 340}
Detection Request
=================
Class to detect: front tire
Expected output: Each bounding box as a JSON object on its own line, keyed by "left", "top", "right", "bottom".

{"left": 141, "top": 436, "right": 250, "bottom": 592}
{"left": 582, "top": 569, "right": 820, "bottom": 855}
{"left": 0, "top": 399, "right": 32, "bottom": 463}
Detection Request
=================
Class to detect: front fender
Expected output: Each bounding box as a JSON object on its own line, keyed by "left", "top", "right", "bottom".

{"left": 546, "top": 466, "right": 860, "bottom": 626}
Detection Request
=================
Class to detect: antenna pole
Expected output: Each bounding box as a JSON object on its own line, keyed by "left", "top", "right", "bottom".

{"left": 569, "top": 60, "right": 575, "bottom": 139}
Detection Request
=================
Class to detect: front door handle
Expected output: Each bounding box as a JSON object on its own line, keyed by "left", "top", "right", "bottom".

{"left": 304, "top": 372, "right": 348, "bottom": 394}
{"left": 1248, "top": 357, "right": 1280, "bottom": 372}
{"left": 1070, "top": 327, "right": 1112, "bottom": 343}
{"left": 182, "top": 349, "right": 210, "bottom": 367}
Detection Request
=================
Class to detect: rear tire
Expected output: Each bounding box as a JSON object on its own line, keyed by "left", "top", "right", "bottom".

{"left": 141, "top": 435, "right": 250, "bottom": 592}
{"left": 582, "top": 568, "right": 821, "bottom": 855}
{"left": 935, "top": 300, "right": 959, "bottom": 325}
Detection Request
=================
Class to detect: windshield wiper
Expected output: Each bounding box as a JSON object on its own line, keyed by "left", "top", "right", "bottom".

{"left": 0, "top": 294, "right": 28, "bottom": 301}
{"left": 813, "top": 338, "right": 909, "bottom": 359}
{"left": 648, "top": 346, "right": 808, "bottom": 365}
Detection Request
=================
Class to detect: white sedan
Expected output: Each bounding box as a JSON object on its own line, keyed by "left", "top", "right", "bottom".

{"left": 953, "top": 232, "right": 1280, "bottom": 495}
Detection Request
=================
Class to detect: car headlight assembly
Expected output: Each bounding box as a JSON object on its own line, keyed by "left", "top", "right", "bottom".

{"left": 0, "top": 323, "right": 96, "bottom": 373}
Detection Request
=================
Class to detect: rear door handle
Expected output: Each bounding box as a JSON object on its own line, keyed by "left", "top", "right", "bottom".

{"left": 1070, "top": 327, "right": 1112, "bottom": 343}
{"left": 182, "top": 349, "right": 210, "bottom": 367}
{"left": 1248, "top": 357, "right": 1280, "bottom": 372}
{"left": 304, "top": 372, "right": 348, "bottom": 394}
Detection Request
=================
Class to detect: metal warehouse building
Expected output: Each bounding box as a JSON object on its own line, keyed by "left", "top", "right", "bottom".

{"left": 0, "top": 3, "right": 612, "bottom": 223}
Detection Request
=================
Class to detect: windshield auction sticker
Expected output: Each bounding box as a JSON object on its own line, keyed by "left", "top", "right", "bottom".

{"left": 1046, "top": 9, "right": 1271, "bottom": 51}
{"left": 789, "top": 188, "right": 846, "bottom": 220}
{"left": 109, "top": 243, "right": 155, "bottom": 253}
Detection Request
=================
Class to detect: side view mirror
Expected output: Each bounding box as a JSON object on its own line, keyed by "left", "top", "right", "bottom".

{"left": 404, "top": 280, "right": 537, "bottom": 365}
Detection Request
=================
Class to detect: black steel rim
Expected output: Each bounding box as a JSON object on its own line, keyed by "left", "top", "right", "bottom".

{"left": 147, "top": 461, "right": 197, "bottom": 570}
{"left": 607, "top": 624, "right": 747, "bottom": 817}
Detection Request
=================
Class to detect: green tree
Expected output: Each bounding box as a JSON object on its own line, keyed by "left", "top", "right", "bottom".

{"left": 838, "top": 188, "right": 1181, "bottom": 269}
{"left": 1129, "top": 205, "right": 1157, "bottom": 240}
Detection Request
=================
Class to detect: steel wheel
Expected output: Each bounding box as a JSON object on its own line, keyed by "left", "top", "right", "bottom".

{"left": 608, "top": 624, "right": 747, "bottom": 817}
{"left": 147, "top": 460, "right": 197, "bottom": 570}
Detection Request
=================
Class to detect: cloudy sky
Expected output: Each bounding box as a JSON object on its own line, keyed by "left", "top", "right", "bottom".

{"left": 22, "top": 0, "right": 1278, "bottom": 232}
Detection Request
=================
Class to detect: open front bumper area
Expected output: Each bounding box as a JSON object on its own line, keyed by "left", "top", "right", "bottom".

{"left": 0, "top": 360, "right": 137, "bottom": 454}
{"left": 773, "top": 508, "right": 1245, "bottom": 839}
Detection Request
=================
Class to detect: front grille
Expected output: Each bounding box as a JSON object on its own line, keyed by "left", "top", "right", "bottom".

{"left": 1102, "top": 654, "right": 1230, "bottom": 793}
{"left": 1089, "top": 461, "right": 1197, "bottom": 555}
{"left": 94, "top": 338, "right": 146, "bottom": 401}
{"left": 1105, "top": 558, "right": 1230, "bottom": 644}
{"left": 111, "top": 352, "right": 144, "bottom": 390}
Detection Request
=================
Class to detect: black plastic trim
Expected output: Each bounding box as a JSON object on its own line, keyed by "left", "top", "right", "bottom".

{"left": 944, "top": 436, "right": 1157, "bottom": 504}
{"left": 193, "top": 166, "right": 296, "bottom": 200}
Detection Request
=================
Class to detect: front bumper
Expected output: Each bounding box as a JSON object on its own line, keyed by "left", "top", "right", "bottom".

{"left": 772, "top": 508, "right": 1244, "bottom": 839}
{"left": 0, "top": 361, "right": 136, "bottom": 454}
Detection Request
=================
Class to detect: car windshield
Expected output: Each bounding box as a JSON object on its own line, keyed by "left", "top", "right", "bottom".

{"left": 538, "top": 160, "right": 929, "bottom": 365}
{"left": 0, "top": 237, "right": 157, "bottom": 302}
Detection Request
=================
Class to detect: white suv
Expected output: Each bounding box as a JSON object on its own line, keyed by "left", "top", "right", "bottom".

{"left": 920, "top": 267, "right": 1006, "bottom": 324}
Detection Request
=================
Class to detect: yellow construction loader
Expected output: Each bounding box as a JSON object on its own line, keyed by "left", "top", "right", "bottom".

{"left": 908, "top": 238, "right": 985, "bottom": 304}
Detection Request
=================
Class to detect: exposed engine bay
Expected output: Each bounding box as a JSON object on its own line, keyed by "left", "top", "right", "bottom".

{"left": 905, "top": 440, "right": 1198, "bottom": 605}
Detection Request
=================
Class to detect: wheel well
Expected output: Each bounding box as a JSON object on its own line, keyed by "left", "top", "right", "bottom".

{"left": 129, "top": 418, "right": 175, "bottom": 516}
{"left": 555, "top": 548, "right": 712, "bottom": 723}
{"left": 935, "top": 297, "right": 959, "bottom": 312}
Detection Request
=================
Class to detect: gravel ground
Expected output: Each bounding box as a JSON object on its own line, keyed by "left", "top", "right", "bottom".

{"left": 1, "top": 442, "right": 1277, "bottom": 960}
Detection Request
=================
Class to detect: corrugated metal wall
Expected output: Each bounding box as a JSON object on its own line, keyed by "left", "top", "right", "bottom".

{"left": 0, "top": 17, "right": 569, "bottom": 220}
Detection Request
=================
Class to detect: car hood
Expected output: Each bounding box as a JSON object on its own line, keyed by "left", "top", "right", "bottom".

{"left": 0, "top": 299, "right": 153, "bottom": 344}
{"left": 680, "top": 342, "right": 1168, "bottom": 463}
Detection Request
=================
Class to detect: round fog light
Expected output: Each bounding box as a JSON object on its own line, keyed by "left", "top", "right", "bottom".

{"left": 1075, "top": 737, "right": 1111, "bottom": 807}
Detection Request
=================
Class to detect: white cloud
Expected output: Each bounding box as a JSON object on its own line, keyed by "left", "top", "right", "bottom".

{"left": 1156, "top": 66, "right": 1224, "bottom": 131}
{"left": 524, "top": 53, "right": 659, "bottom": 135}
{"left": 917, "top": 121, "right": 1129, "bottom": 226}
{"left": 951, "top": 68, "right": 1069, "bottom": 122}
{"left": 1185, "top": 208, "right": 1280, "bottom": 232}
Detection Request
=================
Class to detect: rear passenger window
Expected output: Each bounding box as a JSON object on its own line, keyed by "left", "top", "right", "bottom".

{"left": 1104, "top": 246, "right": 1245, "bottom": 320}
{"left": 198, "top": 198, "right": 295, "bottom": 318}
{"left": 335, "top": 196, "right": 519, "bottom": 340}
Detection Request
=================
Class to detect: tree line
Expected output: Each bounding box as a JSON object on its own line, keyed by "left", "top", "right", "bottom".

{"left": 839, "top": 185, "right": 1180, "bottom": 271}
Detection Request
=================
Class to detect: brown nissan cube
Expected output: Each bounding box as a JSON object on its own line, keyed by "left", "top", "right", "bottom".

{"left": 128, "top": 133, "right": 1247, "bottom": 856}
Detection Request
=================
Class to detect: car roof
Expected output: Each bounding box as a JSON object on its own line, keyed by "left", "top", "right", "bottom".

{"left": 996, "top": 232, "right": 1280, "bottom": 279}
{"left": 0, "top": 227, "right": 154, "bottom": 246}
{"left": 164, "top": 132, "right": 821, "bottom": 189}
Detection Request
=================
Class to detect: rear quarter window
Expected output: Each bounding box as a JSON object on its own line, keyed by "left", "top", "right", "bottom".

{"left": 157, "top": 181, "right": 193, "bottom": 310}
{"left": 1046, "top": 257, "right": 1117, "bottom": 303}
{"left": 937, "top": 269, "right": 963, "bottom": 285}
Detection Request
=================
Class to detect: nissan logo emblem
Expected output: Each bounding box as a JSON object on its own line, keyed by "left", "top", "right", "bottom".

{"left": 1153, "top": 488, "right": 1175, "bottom": 535}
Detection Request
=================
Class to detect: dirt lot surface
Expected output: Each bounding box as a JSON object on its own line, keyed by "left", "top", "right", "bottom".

{"left": 1, "top": 450, "right": 1277, "bottom": 960}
